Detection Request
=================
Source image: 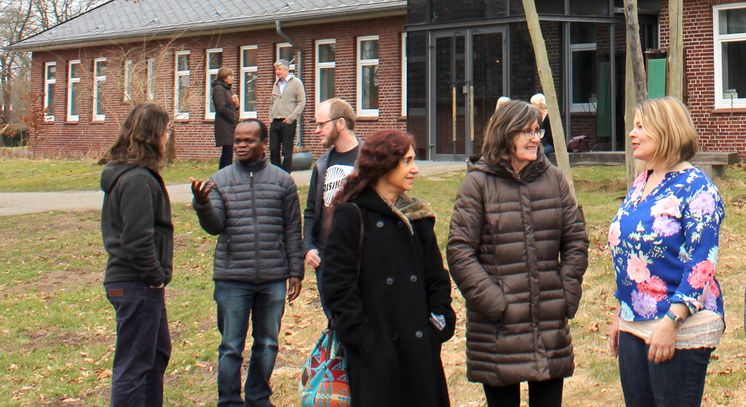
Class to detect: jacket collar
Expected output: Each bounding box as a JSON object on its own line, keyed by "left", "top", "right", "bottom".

{"left": 235, "top": 155, "right": 268, "bottom": 173}
{"left": 354, "top": 187, "right": 434, "bottom": 234}
{"left": 469, "top": 154, "right": 550, "bottom": 183}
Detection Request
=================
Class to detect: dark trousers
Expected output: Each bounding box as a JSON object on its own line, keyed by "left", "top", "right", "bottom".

{"left": 618, "top": 331, "right": 713, "bottom": 407}
{"left": 214, "top": 280, "right": 287, "bottom": 407}
{"left": 219, "top": 145, "right": 233, "bottom": 169}
{"left": 314, "top": 265, "right": 331, "bottom": 319}
{"left": 105, "top": 281, "right": 171, "bottom": 407}
{"left": 269, "top": 119, "right": 295, "bottom": 173}
{"left": 483, "top": 378, "right": 563, "bottom": 407}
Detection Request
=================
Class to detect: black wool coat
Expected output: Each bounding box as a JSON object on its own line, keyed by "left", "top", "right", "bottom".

{"left": 212, "top": 79, "right": 236, "bottom": 146}
{"left": 322, "top": 187, "right": 456, "bottom": 407}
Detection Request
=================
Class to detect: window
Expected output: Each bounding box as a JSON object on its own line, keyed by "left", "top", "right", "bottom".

{"left": 67, "top": 59, "right": 81, "bottom": 122}
{"left": 174, "top": 50, "right": 190, "bottom": 120}
{"left": 93, "top": 58, "right": 107, "bottom": 121}
{"left": 315, "top": 39, "right": 335, "bottom": 105}
{"left": 43, "top": 62, "right": 56, "bottom": 122}
{"left": 714, "top": 4, "right": 746, "bottom": 109}
{"left": 240, "top": 45, "right": 258, "bottom": 119}
{"left": 357, "top": 36, "right": 379, "bottom": 117}
{"left": 146, "top": 58, "right": 155, "bottom": 100}
{"left": 401, "top": 33, "right": 407, "bottom": 117}
{"left": 123, "top": 60, "right": 133, "bottom": 102}
{"left": 569, "top": 23, "right": 597, "bottom": 113}
{"left": 276, "top": 43, "right": 296, "bottom": 71}
{"left": 205, "top": 48, "right": 222, "bottom": 120}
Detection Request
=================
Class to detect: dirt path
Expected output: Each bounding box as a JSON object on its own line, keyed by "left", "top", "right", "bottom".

{"left": 0, "top": 161, "right": 464, "bottom": 216}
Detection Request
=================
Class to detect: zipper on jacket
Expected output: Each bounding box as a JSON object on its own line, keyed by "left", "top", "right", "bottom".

{"left": 250, "top": 171, "right": 261, "bottom": 279}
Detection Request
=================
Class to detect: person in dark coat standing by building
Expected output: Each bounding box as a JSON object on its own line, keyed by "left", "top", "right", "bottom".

{"left": 531, "top": 93, "right": 554, "bottom": 155}
{"left": 213, "top": 67, "right": 239, "bottom": 169}
{"left": 304, "top": 98, "right": 360, "bottom": 317}
{"left": 190, "top": 119, "right": 304, "bottom": 407}
{"left": 447, "top": 100, "right": 588, "bottom": 407}
{"left": 269, "top": 59, "right": 306, "bottom": 173}
{"left": 99, "top": 103, "right": 173, "bottom": 407}
{"left": 322, "top": 130, "right": 456, "bottom": 407}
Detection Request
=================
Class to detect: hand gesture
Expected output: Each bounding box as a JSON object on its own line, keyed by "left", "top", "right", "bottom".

{"left": 288, "top": 277, "right": 302, "bottom": 302}
{"left": 231, "top": 94, "right": 239, "bottom": 107}
{"left": 190, "top": 177, "right": 213, "bottom": 205}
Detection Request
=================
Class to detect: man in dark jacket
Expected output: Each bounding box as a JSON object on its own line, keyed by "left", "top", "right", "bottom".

{"left": 303, "top": 98, "right": 359, "bottom": 317}
{"left": 213, "top": 67, "right": 239, "bottom": 169}
{"left": 191, "top": 118, "right": 303, "bottom": 407}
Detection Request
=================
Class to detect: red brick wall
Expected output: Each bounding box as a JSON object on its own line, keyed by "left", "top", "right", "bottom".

{"left": 660, "top": 0, "right": 746, "bottom": 157}
{"left": 30, "top": 16, "right": 407, "bottom": 159}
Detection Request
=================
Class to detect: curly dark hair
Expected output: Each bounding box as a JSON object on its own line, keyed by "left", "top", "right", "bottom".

{"left": 334, "top": 129, "right": 413, "bottom": 204}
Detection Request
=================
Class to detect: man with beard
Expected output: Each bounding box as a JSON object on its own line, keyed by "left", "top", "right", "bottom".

{"left": 304, "top": 98, "right": 360, "bottom": 318}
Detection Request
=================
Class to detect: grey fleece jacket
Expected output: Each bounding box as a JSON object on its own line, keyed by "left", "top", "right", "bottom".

{"left": 193, "top": 157, "right": 304, "bottom": 283}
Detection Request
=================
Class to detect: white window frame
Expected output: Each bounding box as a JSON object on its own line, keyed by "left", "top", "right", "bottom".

{"left": 146, "top": 58, "right": 155, "bottom": 101}
{"left": 713, "top": 3, "right": 746, "bottom": 109}
{"left": 123, "top": 60, "right": 133, "bottom": 102}
{"left": 205, "top": 48, "right": 222, "bottom": 120}
{"left": 401, "top": 32, "right": 407, "bottom": 117}
{"left": 357, "top": 35, "right": 380, "bottom": 117}
{"left": 275, "top": 42, "right": 296, "bottom": 71}
{"left": 315, "top": 39, "right": 336, "bottom": 106}
{"left": 92, "top": 57, "right": 107, "bottom": 121}
{"left": 569, "top": 42, "right": 597, "bottom": 113}
{"left": 174, "top": 50, "right": 190, "bottom": 120}
{"left": 67, "top": 59, "right": 81, "bottom": 122}
{"left": 240, "top": 45, "right": 258, "bottom": 119}
{"left": 43, "top": 62, "right": 56, "bottom": 122}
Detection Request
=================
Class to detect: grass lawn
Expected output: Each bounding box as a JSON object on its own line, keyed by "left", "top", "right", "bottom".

{"left": 0, "top": 159, "right": 219, "bottom": 192}
{"left": 1, "top": 166, "right": 745, "bottom": 406}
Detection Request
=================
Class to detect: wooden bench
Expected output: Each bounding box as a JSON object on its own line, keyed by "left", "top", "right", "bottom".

{"left": 548, "top": 151, "right": 740, "bottom": 178}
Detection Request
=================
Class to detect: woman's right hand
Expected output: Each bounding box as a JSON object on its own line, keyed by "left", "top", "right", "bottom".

{"left": 608, "top": 315, "right": 620, "bottom": 357}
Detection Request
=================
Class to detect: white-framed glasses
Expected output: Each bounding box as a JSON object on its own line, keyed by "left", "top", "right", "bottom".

{"left": 520, "top": 129, "right": 545, "bottom": 139}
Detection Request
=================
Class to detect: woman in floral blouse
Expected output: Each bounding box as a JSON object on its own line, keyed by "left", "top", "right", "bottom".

{"left": 607, "top": 97, "right": 725, "bottom": 407}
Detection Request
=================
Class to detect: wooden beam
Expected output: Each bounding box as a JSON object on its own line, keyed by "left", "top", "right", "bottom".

{"left": 667, "top": 0, "right": 684, "bottom": 100}
{"left": 521, "top": 0, "right": 576, "bottom": 199}
{"left": 623, "top": 0, "right": 647, "bottom": 186}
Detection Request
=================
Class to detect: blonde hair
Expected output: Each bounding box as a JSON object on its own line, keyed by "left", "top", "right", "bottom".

{"left": 324, "top": 98, "right": 357, "bottom": 130}
{"left": 495, "top": 96, "right": 511, "bottom": 112}
{"left": 217, "top": 67, "right": 233, "bottom": 80}
{"left": 482, "top": 100, "right": 541, "bottom": 165}
{"left": 635, "top": 97, "right": 698, "bottom": 169}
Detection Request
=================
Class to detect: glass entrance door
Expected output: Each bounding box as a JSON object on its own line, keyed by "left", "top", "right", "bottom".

{"left": 431, "top": 28, "right": 505, "bottom": 160}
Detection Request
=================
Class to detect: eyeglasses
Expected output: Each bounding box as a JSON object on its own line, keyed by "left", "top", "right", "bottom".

{"left": 314, "top": 118, "right": 338, "bottom": 129}
{"left": 520, "top": 129, "right": 545, "bottom": 139}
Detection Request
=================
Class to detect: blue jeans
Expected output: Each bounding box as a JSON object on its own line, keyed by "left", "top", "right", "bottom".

{"left": 105, "top": 281, "right": 171, "bottom": 407}
{"left": 618, "top": 331, "right": 713, "bottom": 407}
{"left": 214, "top": 280, "right": 286, "bottom": 407}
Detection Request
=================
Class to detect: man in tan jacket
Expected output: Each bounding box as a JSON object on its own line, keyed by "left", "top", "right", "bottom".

{"left": 269, "top": 59, "right": 306, "bottom": 173}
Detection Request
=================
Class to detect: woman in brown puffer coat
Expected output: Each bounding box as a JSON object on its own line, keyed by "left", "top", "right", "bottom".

{"left": 447, "top": 100, "right": 588, "bottom": 407}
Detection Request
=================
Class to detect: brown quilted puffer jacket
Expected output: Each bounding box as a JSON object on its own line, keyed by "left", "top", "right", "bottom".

{"left": 447, "top": 156, "right": 588, "bottom": 387}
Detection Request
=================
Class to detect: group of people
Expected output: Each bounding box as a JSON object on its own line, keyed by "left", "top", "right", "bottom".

{"left": 99, "top": 85, "right": 725, "bottom": 406}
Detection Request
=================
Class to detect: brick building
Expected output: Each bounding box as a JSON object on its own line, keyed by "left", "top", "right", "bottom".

{"left": 11, "top": 0, "right": 746, "bottom": 160}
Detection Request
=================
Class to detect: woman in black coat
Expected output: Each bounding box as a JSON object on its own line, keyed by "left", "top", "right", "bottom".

{"left": 321, "top": 130, "right": 456, "bottom": 407}
{"left": 212, "top": 67, "right": 238, "bottom": 169}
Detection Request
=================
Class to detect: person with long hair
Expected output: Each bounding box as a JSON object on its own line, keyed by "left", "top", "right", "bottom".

{"left": 607, "top": 97, "right": 725, "bottom": 406}
{"left": 447, "top": 100, "right": 588, "bottom": 407}
{"left": 321, "top": 130, "right": 456, "bottom": 406}
{"left": 99, "top": 103, "right": 173, "bottom": 406}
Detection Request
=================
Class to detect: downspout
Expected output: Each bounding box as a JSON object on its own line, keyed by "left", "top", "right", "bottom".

{"left": 275, "top": 20, "right": 303, "bottom": 146}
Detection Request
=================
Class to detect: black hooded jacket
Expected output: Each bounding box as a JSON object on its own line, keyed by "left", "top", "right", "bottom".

{"left": 100, "top": 164, "right": 174, "bottom": 286}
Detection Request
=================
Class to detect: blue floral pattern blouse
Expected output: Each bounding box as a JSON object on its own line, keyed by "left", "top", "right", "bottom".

{"left": 609, "top": 167, "right": 725, "bottom": 321}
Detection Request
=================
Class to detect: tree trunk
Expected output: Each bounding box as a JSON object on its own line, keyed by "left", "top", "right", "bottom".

{"left": 667, "top": 0, "right": 684, "bottom": 100}
{"left": 521, "top": 0, "right": 576, "bottom": 199}
{"left": 623, "top": 0, "right": 647, "bottom": 186}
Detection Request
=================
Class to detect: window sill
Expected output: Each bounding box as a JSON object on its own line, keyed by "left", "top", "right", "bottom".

{"left": 202, "top": 119, "right": 215, "bottom": 123}
{"left": 356, "top": 116, "right": 379, "bottom": 121}
{"left": 713, "top": 108, "right": 746, "bottom": 114}
{"left": 64, "top": 121, "right": 79, "bottom": 125}
{"left": 398, "top": 115, "right": 407, "bottom": 121}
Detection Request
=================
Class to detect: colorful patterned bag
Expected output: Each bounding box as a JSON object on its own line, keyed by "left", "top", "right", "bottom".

{"left": 299, "top": 328, "right": 351, "bottom": 407}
